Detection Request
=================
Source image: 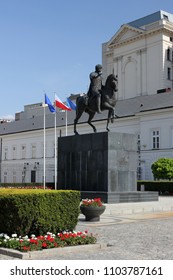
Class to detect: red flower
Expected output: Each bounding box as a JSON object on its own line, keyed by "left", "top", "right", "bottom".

{"left": 37, "top": 236, "right": 44, "bottom": 240}
{"left": 42, "top": 242, "right": 47, "bottom": 248}
{"left": 46, "top": 235, "right": 54, "bottom": 242}
{"left": 30, "top": 238, "right": 38, "bottom": 245}
{"left": 22, "top": 246, "right": 30, "bottom": 251}
{"left": 81, "top": 197, "right": 103, "bottom": 207}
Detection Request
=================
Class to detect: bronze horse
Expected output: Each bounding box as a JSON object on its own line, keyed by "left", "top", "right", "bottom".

{"left": 74, "top": 74, "right": 118, "bottom": 135}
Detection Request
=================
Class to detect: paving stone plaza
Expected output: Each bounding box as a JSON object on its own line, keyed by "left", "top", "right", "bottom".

{"left": 0, "top": 196, "right": 173, "bottom": 260}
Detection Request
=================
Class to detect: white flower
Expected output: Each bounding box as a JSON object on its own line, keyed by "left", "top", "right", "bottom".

{"left": 31, "top": 234, "right": 35, "bottom": 238}
{"left": 23, "top": 235, "right": 28, "bottom": 240}
{"left": 11, "top": 234, "right": 17, "bottom": 238}
{"left": 0, "top": 233, "right": 4, "bottom": 238}
{"left": 4, "top": 235, "right": 10, "bottom": 240}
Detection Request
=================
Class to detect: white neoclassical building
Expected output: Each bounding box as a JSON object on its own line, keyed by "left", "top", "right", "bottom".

{"left": 102, "top": 10, "right": 173, "bottom": 97}
{"left": 1, "top": 10, "right": 173, "bottom": 185}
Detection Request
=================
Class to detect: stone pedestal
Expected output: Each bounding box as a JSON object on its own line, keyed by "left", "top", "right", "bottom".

{"left": 58, "top": 132, "right": 158, "bottom": 203}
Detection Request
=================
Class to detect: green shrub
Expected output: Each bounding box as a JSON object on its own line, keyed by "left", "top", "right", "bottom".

{"left": 0, "top": 183, "right": 53, "bottom": 189}
{"left": 137, "top": 180, "right": 173, "bottom": 194}
{"left": 151, "top": 158, "right": 173, "bottom": 180}
{"left": 0, "top": 183, "right": 42, "bottom": 188}
{"left": 0, "top": 189, "right": 80, "bottom": 236}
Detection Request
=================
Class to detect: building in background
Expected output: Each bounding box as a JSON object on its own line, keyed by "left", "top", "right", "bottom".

{"left": 0, "top": 10, "right": 173, "bottom": 185}
{"left": 102, "top": 10, "right": 173, "bottom": 97}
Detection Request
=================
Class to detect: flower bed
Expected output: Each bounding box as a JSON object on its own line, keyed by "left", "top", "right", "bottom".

{"left": 0, "top": 231, "right": 97, "bottom": 252}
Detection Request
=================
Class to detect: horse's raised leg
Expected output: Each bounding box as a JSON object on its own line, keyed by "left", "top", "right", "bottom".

{"left": 106, "top": 109, "right": 113, "bottom": 132}
{"left": 111, "top": 108, "right": 118, "bottom": 122}
{"left": 106, "top": 121, "right": 110, "bottom": 132}
{"left": 88, "top": 112, "right": 97, "bottom": 133}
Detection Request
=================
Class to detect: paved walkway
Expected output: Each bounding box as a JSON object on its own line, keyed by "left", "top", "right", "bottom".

{"left": 0, "top": 196, "right": 173, "bottom": 260}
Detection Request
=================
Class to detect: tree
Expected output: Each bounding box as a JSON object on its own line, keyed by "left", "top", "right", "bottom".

{"left": 151, "top": 158, "right": 173, "bottom": 180}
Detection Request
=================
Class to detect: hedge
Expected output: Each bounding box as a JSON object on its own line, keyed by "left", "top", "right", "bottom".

{"left": 0, "top": 183, "right": 53, "bottom": 189}
{"left": 137, "top": 180, "right": 173, "bottom": 194}
{"left": 0, "top": 183, "right": 43, "bottom": 188}
{"left": 0, "top": 189, "right": 80, "bottom": 236}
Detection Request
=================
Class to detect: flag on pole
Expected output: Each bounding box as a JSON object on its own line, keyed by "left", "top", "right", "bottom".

{"left": 55, "top": 94, "right": 71, "bottom": 111}
{"left": 66, "top": 97, "right": 76, "bottom": 110}
{"left": 45, "top": 94, "right": 56, "bottom": 113}
{"left": 44, "top": 94, "right": 55, "bottom": 189}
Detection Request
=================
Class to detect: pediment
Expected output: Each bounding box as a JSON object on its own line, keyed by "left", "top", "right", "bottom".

{"left": 107, "top": 24, "right": 145, "bottom": 47}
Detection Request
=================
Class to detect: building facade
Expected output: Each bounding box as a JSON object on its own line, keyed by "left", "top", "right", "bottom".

{"left": 1, "top": 10, "right": 173, "bottom": 185}
{"left": 102, "top": 10, "right": 173, "bottom": 97}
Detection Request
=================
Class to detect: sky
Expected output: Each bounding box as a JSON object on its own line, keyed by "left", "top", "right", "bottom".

{"left": 0, "top": 0, "right": 173, "bottom": 119}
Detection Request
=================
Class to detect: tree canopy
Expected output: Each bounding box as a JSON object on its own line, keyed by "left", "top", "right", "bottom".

{"left": 151, "top": 157, "right": 173, "bottom": 180}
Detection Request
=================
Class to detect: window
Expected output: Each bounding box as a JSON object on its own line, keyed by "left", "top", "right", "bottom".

{"left": 167, "top": 48, "right": 171, "bottom": 61}
{"left": 21, "top": 145, "right": 26, "bottom": 159}
{"left": 152, "top": 130, "right": 160, "bottom": 149}
{"left": 4, "top": 172, "right": 7, "bottom": 183}
{"left": 12, "top": 146, "right": 17, "bottom": 160}
{"left": 163, "top": 14, "right": 169, "bottom": 20}
{"left": 4, "top": 147, "right": 8, "bottom": 160}
{"left": 167, "top": 67, "right": 171, "bottom": 80}
{"left": 42, "top": 142, "right": 46, "bottom": 158}
{"left": 31, "top": 144, "right": 36, "bottom": 158}
{"left": 13, "top": 171, "right": 17, "bottom": 183}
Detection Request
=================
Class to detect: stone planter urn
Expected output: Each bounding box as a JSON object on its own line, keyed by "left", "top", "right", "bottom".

{"left": 80, "top": 205, "right": 106, "bottom": 221}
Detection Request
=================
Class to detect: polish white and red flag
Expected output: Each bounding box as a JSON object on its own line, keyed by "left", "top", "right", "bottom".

{"left": 55, "top": 94, "right": 71, "bottom": 111}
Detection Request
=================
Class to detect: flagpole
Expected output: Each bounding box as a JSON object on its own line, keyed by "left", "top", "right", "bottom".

{"left": 43, "top": 103, "right": 46, "bottom": 189}
{"left": 54, "top": 107, "right": 57, "bottom": 190}
{"left": 65, "top": 110, "right": 67, "bottom": 136}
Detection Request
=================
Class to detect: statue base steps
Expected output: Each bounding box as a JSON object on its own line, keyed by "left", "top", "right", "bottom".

{"left": 81, "top": 191, "right": 158, "bottom": 204}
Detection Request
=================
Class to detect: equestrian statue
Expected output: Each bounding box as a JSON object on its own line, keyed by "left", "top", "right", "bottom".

{"left": 74, "top": 64, "right": 118, "bottom": 135}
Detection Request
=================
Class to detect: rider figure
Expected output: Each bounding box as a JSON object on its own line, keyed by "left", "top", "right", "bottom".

{"left": 87, "top": 64, "right": 102, "bottom": 113}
